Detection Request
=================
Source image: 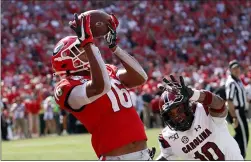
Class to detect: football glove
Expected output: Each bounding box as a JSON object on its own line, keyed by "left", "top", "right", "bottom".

{"left": 148, "top": 147, "right": 156, "bottom": 160}
{"left": 69, "top": 13, "right": 93, "bottom": 47}
{"left": 161, "top": 75, "right": 194, "bottom": 102}
{"left": 104, "top": 14, "right": 119, "bottom": 49}
{"left": 104, "top": 26, "right": 117, "bottom": 48}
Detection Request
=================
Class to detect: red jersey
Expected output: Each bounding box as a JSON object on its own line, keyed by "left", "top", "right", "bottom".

{"left": 54, "top": 64, "right": 147, "bottom": 157}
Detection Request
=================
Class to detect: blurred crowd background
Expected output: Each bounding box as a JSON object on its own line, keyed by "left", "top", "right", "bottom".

{"left": 1, "top": 0, "right": 251, "bottom": 140}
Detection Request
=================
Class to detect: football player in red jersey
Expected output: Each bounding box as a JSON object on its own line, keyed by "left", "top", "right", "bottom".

{"left": 51, "top": 13, "right": 155, "bottom": 160}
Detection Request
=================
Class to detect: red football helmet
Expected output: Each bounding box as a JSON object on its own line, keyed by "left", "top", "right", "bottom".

{"left": 51, "top": 36, "right": 89, "bottom": 76}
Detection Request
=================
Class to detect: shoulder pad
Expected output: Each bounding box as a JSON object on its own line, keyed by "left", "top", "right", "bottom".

{"left": 54, "top": 79, "right": 72, "bottom": 102}
{"left": 54, "top": 78, "right": 87, "bottom": 106}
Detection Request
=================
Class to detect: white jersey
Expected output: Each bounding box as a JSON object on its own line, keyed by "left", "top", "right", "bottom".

{"left": 158, "top": 103, "right": 243, "bottom": 160}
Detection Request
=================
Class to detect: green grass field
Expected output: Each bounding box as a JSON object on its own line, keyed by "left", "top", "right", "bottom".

{"left": 2, "top": 125, "right": 251, "bottom": 160}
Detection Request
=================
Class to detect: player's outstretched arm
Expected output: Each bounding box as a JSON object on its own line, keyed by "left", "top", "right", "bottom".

{"left": 84, "top": 44, "right": 111, "bottom": 97}
{"left": 104, "top": 14, "right": 148, "bottom": 88}
{"left": 112, "top": 46, "right": 148, "bottom": 88}
{"left": 68, "top": 14, "right": 111, "bottom": 108}
{"left": 196, "top": 90, "right": 227, "bottom": 117}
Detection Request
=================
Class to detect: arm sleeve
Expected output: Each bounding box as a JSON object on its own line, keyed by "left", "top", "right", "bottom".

{"left": 113, "top": 46, "right": 148, "bottom": 81}
{"left": 226, "top": 82, "right": 235, "bottom": 101}
{"left": 210, "top": 105, "right": 227, "bottom": 124}
{"left": 197, "top": 103, "right": 227, "bottom": 124}
{"left": 211, "top": 116, "right": 227, "bottom": 124}
{"left": 68, "top": 82, "right": 108, "bottom": 109}
{"left": 67, "top": 46, "right": 111, "bottom": 110}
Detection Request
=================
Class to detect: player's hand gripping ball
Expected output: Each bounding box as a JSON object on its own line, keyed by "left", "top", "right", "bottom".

{"left": 76, "top": 10, "right": 116, "bottom": 38}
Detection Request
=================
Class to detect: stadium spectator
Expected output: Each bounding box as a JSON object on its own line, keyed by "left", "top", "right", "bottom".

{"left": 38, "top": 104, "right": 45, "bottom": 136}
{"left": 24, "top": 95, "right": 40, "bottom": 137}
{"left": 2, "top": 1, "right": 251, "bottom": 96}
{"left": 142, "top": 85, "right": 154, "bottom": 129}
{"left": 1, "top": 100, "right": 9, "bottom": 141}
{"left": 43, "top": 95, "right": 56, "bottom": 135}
{"left": 135, "top": 90, "right": 144, "bottom": 117}
{"left": 10, "top": 97, "right": 26, "bottom": 139}
{"left": 52, "top": 98, "right": 61, "bottom": 135}
{"left": 59, "top": 109, "right": 68, "bottom": 135}
{"left": 150, "top": 90, "right": 163, "bottom": 128}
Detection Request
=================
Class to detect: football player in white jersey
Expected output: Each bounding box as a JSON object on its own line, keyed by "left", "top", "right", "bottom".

{"left": 156, "top": 75, "right": 243, "bottom": 160}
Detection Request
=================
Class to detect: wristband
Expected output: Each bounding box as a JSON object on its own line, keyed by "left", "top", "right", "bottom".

{"left": 201, "top": 90, "right": 213, "bottom": 105}
{"left": 209, "top": 105, "right": 225, "bottom": 113}
{"left": 189, "top": 89, "right": 200, "bottom": 101}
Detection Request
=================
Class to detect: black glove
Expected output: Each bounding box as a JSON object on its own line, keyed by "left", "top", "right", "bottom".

{"left": 161, "top": 75, "right": 194, "bottom": 102}
{"left": 104, "top": 14, "right": 119, "bottom": 49}
{"left": 104, "top": 26, "right": 117, "bottom": 48}
{"left": 148, "top": 147, "right": 156, "bottom": 159}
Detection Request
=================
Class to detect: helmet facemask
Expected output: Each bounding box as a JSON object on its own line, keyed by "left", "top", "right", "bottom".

{"left": 53, "top": 38, "right": 90, "bottom": 76}
{"left": 161, "top": 101, "right": 194, "bottom": 132}
{"left": 159, "top": 89, "right": 194, "bottom": 132}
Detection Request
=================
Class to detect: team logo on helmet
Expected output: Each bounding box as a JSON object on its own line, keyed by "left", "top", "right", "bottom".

{"left": 161, "top": 89, "right": 184, "bottom": 111}
{"left": 53, "top": 42, "right": 64, "bottom": 55}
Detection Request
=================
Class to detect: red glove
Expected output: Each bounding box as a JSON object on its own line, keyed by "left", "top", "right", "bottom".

{"left": 69, "top": 13, "right": 94, "bottom": 47}
{"left": 105, "top": 14, "right": 119, "bottom": 49}
{"left": 109, "top": 14, "right": 119, "bottom": 30}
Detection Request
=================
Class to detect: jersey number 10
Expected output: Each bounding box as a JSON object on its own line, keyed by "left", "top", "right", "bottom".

{"left": 194, "top": 142, "right": 224, "bottom": 160}
{"left": 107, "top": 79, "right": 133, "bottom": 112}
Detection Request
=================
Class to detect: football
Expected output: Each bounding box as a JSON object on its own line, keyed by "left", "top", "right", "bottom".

{"left": 80, "top": 10, "right": 111, "bottom": 38}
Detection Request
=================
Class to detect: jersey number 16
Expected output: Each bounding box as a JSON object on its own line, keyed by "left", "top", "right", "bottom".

{"left": 107, "top": 79, "right": 133, "bottom": 112}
